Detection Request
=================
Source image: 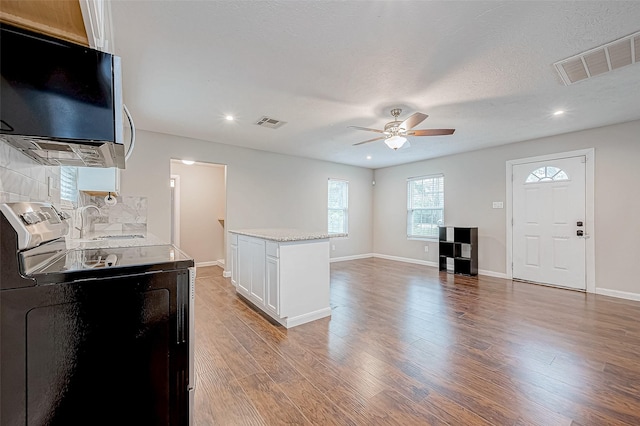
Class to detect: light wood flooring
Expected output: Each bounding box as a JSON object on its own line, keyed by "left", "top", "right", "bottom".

{"left": 193, "top": 258, "right": 640, "bottom": 425}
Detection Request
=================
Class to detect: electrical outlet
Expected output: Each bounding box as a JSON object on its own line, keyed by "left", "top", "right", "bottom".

{"left": 332, "top": 244, "right": 336, "bottom": 251}
{"left": 492, "top": 201, "right": 504, "bottom": 209}
{"left": 424, "top": 245, "right": 429, "bottom": 253}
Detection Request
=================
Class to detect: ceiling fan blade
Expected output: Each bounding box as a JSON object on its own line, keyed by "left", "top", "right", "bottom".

{"left": 348, "top": 126, "right": 385, "bottom": 133}
{"left": 400, "top": 112, "right": 428, "bottom": 130}
{"left": 407, "top": 129, "right": 456, "bottom": 136}
{"left": 352, "top": 136, "right": 386, "bottom": 146}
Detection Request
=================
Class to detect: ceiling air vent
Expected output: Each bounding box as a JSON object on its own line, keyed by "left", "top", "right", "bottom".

{"left": 255, "top": 116, "right": 287, "bottom": 129}
{"left": 554, "top": 30, "right": 640, "bottom": 85}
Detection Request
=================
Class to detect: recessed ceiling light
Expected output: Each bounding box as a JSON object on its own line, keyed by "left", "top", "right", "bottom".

{"left": 225, "top": 115, "right": 234, "bottom": 121}
{"left": 182, "top": 160, "right": 195, "bottom": 165}
{"left": 366, "top": 155, "right": 372, "bottom": 160}
{"left": 553, "top": 110, "right": 565, "bottom": 116}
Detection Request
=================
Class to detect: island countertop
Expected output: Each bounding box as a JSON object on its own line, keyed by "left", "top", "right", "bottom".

{"left": 229, "top": 228, "right": 346, "bottom": 242}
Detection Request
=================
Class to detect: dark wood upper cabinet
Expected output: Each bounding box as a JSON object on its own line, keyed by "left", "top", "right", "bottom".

{"left": 0, "top": 0, "right": 88, "bottom": 46}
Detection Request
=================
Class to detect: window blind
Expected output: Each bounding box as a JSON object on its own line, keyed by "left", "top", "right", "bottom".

{"left": 60, "top": 166, "right": 78, "bottom": 205}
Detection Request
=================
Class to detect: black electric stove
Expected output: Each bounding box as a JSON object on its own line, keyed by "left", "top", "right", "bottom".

{"left": 0, "top": 202, "right": 195, "bottom": 426}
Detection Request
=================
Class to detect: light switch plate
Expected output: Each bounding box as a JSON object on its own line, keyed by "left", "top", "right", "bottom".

{"left": 492, "top": 201, "right": 504, "bottom": 209}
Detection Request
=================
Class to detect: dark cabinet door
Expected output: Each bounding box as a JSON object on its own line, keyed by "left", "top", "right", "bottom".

{"left": 1, "top": 270, "right": 189, "bottom": 426}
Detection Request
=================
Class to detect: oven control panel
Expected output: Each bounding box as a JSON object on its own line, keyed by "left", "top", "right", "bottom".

{"left": 19, "top": 206, "right": 69, "bottom": 225}
{"left": 0, "top": 202, "right": 70, "bottom": 250}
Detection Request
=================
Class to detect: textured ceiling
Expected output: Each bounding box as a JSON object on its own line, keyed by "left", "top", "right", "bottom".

{"left": 110, "top": 1, "right": 640, "bottom": 169}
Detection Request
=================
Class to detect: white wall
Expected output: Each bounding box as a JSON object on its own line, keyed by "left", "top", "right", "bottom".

{"left": 121, "top": 129, "right": 374, "bottom": 267}
{"left": 373, "top": 119, "right": 640, "bottom": 295}
{"left": 171, "top": 161, "right": 226, "bottom": 265}
{"left": 121, "top": 121, "right": 640, "bottom": 297}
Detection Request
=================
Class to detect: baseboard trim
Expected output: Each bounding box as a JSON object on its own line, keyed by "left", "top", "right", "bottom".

{"left": 595, "top": 288, "right": 640, "bottom": 302}
{"left": 217, "top": 258, "right": 225, "bottom": 267}
{"left": 284, "top": 307, "right": 332, "bottom": 328}
{"left": 372, "top": 253, "right": 438, "bottom": 268}
{"left": 337, "top": 253, "right": 507, "bottom": 279}
{"left": 196, "top": 260, "right": 219, "bottom": 267}
{"left": 478, "top": 269, "right": 509, "bottom": 279}
{"left": 330, "top": 253, "right": 374, "bottom": 263}
{"left": 222, "top": 271, "right": 231, "bottom": 278}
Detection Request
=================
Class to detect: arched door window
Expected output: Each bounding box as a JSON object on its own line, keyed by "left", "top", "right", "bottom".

{"left": 525, "top": 166, "right": 569, "bottom": 183}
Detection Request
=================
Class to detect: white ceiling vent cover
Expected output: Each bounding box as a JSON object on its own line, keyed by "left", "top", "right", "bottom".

{"left": 255, "top": 116, "right": 287, "bottom": 129}
{"left": 554, "top": 30, "right": 640, "bottom": 85}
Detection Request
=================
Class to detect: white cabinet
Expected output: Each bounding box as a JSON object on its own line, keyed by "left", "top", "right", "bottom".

{"left": 236, "top": 240, "right": 251, "bottom": 295}
{"left": 249, "top": 239, "right": 265, "bottom": 304}
{"left": 236, "top": 235, "right": 265, "bottom": 304}
{"left": 230, "top": 232, "right": 330, "bottom": 328}
{"left": 77, "top": 167, "right": 120, "bottom": 194}
{"left": 230, "top": 233, "right": 238, "bottom": 287}
{"left": 265, "top": 243, "right": 279, "bottom": 316}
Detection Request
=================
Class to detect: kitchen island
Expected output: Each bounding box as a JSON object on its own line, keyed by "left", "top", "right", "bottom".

{"left": 229, "top": 228, "right": 339, "bottom": 328}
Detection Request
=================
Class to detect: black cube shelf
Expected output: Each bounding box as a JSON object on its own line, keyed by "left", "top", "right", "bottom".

{"left": 438, "top": 226, "right": 478, "bottom": 276}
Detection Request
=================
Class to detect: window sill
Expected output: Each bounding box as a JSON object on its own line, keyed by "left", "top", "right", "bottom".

{"left": 407, "top": 237, "right": 438, "bottom": 242}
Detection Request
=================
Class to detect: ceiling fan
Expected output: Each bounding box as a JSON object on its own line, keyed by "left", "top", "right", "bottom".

{"left": 350, "top": 108, "right": 455, "bottom": 150}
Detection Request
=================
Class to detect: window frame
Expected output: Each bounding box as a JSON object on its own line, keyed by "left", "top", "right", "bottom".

{"left": 525, "top": 166, "right": 570, "bottom": 183}
{"left": 327, "top": 178, "right": 349, "bottom": 236}
{"left": 406, "top": 174, "right": 444, "bottom": 240}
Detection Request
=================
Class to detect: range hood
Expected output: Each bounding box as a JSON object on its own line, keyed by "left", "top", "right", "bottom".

{"left": 0, "top": 23, "right": 125, "bottom": 169}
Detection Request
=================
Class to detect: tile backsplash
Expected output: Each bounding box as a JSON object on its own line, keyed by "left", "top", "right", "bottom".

{"left": 0, "top": 141, "right": 61, "bottom": 204}
{"left": 80, "top": 193, "right": 148, "bottom": 237}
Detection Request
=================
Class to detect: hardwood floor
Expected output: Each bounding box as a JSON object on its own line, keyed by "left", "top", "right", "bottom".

{"left": 193, "top": 258, "right": 640, "bottom": 425}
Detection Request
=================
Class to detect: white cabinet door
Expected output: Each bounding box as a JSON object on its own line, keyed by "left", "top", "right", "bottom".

{"left": 249, "top": 238, "right": 265, "bottom": 304}
{"left": 265, "top": 255, "right": 279, "bottom": 316}
{"left": 230, "top": 243, "right": 238, "bottom": 287}
{"left": 237, "top": 236, "right": 266, "bottom": 305}
{"left": 237, "top": 237, "right": 252, "bottom": 297}
{"left": 77, "top": 167, "right": 120, "bottom": 193}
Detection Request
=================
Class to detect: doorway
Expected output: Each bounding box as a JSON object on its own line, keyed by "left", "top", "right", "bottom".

{"left": 506, "top": 149, "right": 595, "bottom": 292}
{"left": 170, "top": 160, "right": 227, "bottom": 268}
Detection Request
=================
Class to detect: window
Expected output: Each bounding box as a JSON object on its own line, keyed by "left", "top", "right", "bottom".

{"left": 60, "top": 166, "right": 78, "bottom": 206}
{"left": 525, "top": 166, "right": 569, "bottom": 183}
{"left": 407, "top": 174, "right": 444, "bottom": 239}
{"left": 328, "top": 179, "right": 348, "bottom": 235}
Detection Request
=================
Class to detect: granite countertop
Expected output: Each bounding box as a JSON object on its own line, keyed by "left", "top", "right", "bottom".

{"left": 229, "top": 228, "right": 346, "bottom": 242}
{"left": 66, "top": 231, "right": 167, "bottom": 249}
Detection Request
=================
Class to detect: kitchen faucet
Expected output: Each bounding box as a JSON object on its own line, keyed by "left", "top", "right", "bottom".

{"left": 75, "top": 205, "right": 102, "bottom": 239}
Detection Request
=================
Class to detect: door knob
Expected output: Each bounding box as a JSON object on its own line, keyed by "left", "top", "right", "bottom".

{"left": 577, "top": 230, "right": 584, "bottom": 236}
{"left": 577, "top": 221, "right": 583, "bottom": 227}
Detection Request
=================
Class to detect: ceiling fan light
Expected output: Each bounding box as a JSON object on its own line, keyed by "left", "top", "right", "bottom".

{"left": 385, "top": 135, "right": 407, "bottom": 150}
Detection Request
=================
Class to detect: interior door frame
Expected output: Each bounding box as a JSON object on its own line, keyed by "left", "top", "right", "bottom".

{"left": 506, "top": 148, "right": 595, "bottom": 293}
{"left": 170, "top": 174, "right": 181, "bottom": 247}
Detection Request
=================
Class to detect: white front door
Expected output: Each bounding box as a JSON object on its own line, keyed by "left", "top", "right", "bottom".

{"left": 512, "top": 156, "right": 586, "bottom": 290}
